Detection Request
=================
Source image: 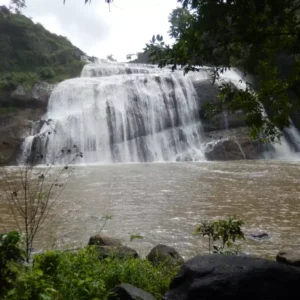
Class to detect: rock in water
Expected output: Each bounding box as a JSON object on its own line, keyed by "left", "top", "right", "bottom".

{"left": 88, "top": 234, "right": 122, "bottom": 247}
{"left": 205, "top": 137, "right": 262, "bottom": 160}
{"left": 249, "top": 231, "right": 270, "bottom": 240}
{"left": 111, "top": 283, "right": 156, "bottom": 300}
{"left": 165, "top": 255, "right": 300, "bottom": 300}
{"left": 147, "top": 244, "right": 184, "bottom": 265}
{"left": 277, "top": 250, "right": 300, "bottom": 267}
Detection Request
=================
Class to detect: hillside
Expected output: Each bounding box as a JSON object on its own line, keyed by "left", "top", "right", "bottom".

{"left": 0, "top": 5, "right": 88, "bottom": 164}
{"left": 0, "top": 5, "right": 86, "bottom": 91}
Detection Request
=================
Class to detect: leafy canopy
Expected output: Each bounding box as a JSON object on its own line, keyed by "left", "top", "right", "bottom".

{"left": 145, "top": 0, "right": 300, "bottom": 142}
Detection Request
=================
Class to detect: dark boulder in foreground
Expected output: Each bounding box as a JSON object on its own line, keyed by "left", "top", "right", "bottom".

{"left": 111, "top": 283, "right": 156, "bottom": 300}
{"left": 277, "top": 249, "right": 300, "bottom": 267}
{"left": 147, "top": 244, "right": 184, "bottom": 265}
{"left": 165, "top": 255, "right": 300, "bottom": 300}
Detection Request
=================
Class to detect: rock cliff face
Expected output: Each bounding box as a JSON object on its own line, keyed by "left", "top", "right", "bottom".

{"left": 0, "top": 82, "right": 54, "bottom": 164}
{"left": 191, "top": 77, "right": 265, "bottom": 160}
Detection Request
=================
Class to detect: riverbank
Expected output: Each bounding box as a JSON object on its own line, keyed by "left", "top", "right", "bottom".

{"left": 1, "top": 231, "right": 300, "bottom": 300}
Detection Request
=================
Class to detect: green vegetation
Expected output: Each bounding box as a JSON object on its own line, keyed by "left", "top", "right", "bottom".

{"left": 145, "top": 0, "right": 300, "bottom": 143}
{"left": 0, "top": 7, "right": 86, "bottom": 92}
{"left": 195, "top": 216, "right": 245, "bottom": 254}
{"left": 0, "top": 231, "right": 25, "bottom": 297}
{"left": 0, "top": 217, "right": 248, "bottom": 299}
{"left": 1, "top": 243, "right": 178, "bottom": 300}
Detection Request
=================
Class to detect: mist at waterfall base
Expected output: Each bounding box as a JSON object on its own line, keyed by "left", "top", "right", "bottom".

{"left": 21, "top": 61, "right": 300, "bottom": 165}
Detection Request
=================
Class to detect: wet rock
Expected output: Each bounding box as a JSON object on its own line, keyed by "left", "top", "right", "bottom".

{"left": 249, "top": 231, "right": 270, "bottom": 240}
{"left": 111, "top": 283, "right": 156, "bottom": 300}
{"left": 0, "top": 108, "right": 45, "bottom": 164}
{"left": 201, "top": 112, "right": 246, "bottom": 132}
{"left": 276, "top": 250, "right": 300, "bottom": 267}
{"left": 9, "top": 82, "right": 55, "bottom": 109}
{"left": 0, "top": 82, "right": 55, "bottom": 164}
{"left": 147, "top": 244, "right": 184, "bottom": 265}
{"left": 165, "top": 255, "right": 300, "bottom": 300}
{"left": 176, "top": 152, "right": 193, "bottom": 162}
{"left": 95, "top": 246, "right": 138, "bottom": 259}
{"left": 205, "top": 137, "right": 262, "bottom": 160}
{"left": 89, "top": 234, "right": 122, "bottom": 247}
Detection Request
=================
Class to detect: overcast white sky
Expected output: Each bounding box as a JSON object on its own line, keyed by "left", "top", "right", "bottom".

{"left": 0, "top": 0, "right": 178, "bottom": 61}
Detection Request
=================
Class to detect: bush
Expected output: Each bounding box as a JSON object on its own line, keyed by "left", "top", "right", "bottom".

{"left": 7, "top": 247, "right": 178, "bottom": 300}
{"left": 0, "top": 231, "right": 25, "bottom": 296}
{"left": 38, "top": 67, "right": 56, "bottom": 80}
{"left": 0, "top": 72, "right": 39, "bottom": 92}
{"left": 195, "top": 216, "right": 245, "bottom": 254}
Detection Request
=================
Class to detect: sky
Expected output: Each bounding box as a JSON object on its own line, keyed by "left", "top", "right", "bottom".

{"left": 0, "top": 0, "right": 178, "bottom": 61}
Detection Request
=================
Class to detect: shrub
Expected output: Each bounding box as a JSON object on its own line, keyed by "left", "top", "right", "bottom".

{"left": 8, "top": 247, "right": 178, "bottom": 300}
{"left": 195, "top": 216, "right": 245, "bottom": 254}
{"left": 38, "top": 67, "right": 56, "bottom": 80}
{"left": 0, "top": 231, "right": 25, "bottom": 296}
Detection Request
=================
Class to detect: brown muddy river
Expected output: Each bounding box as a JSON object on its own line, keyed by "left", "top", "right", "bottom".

{"left": 1, "top": 160, "right": 300, "bottom": 258}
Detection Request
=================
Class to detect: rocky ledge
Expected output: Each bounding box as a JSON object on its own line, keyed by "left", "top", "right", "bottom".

{"left": 203, "top": 128, "right": 264, "bottom": 160}
{"left": 0, "top": 82, "right": 55, "bottom": 164}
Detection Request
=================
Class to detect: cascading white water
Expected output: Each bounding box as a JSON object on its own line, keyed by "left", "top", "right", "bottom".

{"left": 35, "top": 62, "right": 205, "bottom": 164}
{"left": 21, "top": 61, "right": 300, "bottom": 164}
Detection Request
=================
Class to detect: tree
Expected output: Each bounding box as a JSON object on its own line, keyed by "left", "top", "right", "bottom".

{"left": 9, "top": 0, "right": 26, "bottom": 14}
{"left": 126, "top": 53, "right": 135, "bottom": 60}
{"left": 106, "top": 54, "right": 117, "bottom": 62}
{"left": 63, "top": 0, "right": 113, "bottom": 5}
{"left": 0, "top": 122, "right": 83, "bottom": 262}
{"left": 145, "top": 0, "right": 300, "bottom": 143}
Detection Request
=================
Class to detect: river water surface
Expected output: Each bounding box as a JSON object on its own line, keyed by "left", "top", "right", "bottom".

{"left": 36, "top": 160, "right": 300, "bottom": 258}
{"left": 1, "top": 160, "right": 300, "bottom": 258}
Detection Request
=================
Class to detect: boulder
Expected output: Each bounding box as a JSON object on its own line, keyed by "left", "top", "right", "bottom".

{"left": 111, "top": 283, "right": 156, "bottom": 300}
{"left": 147, "top": 244, "right": 184, "bottom": 265}
{"left": 95, "top": 246, "right": 138, "bottom": 259}
{"left": 276, "top": 250, "right": 300, "bottom": 267}
{"left": 205, "top": 137, "right": 262, "bottom": 160}
{"left": 249, "top": 231, "right": 270, "bottom": 240}
{"left": 165, "top": 255, "right": 300, "bottom": 300}
{"left": 89, "top": 234, "right": 122, "bottom": 247}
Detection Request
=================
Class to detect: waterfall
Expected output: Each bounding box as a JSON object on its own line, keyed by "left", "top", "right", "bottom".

{"left": 33, "top": 62, "right": 205, "bottom": 164}
{"left": 21, "top": 62, "right": 300, "bottom": 164}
